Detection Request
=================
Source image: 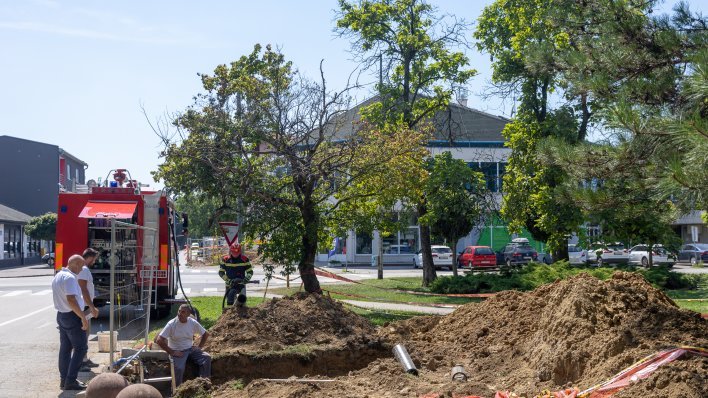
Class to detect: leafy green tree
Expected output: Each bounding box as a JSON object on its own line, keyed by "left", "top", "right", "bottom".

{"left": 174, "top": 194, "right": 236, "bottom": 239}
{"left": 538, "top": 1, "right": 707, "bottom": 245}
{"left": 155, "top": 45, "right": 408, "bottom": 293}
{"left": 24, "top": 212, "right": 56, "bottom": 242}
{"left": 475, "top": 0, "right": 588, "bottom": 261}
{"left": 337, "top": 0, "right": 476, "bottom": 285}
{"left": 424, "top": 152, "right": 491, "bottom": 276}
{"left": 475, "top": 0, "right": 707, "bottom": 258}
{"left": 657, "top": 49, "right": 708, "bottom": 214}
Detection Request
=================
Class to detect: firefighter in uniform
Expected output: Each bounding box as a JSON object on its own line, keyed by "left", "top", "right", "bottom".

{"left": 219, "top": 243, "right": 253, "bottom": 316}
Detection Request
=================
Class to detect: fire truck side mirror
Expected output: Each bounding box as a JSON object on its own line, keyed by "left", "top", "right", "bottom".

{"left": 182, "top": 213, "right": 189, "bottom": 228}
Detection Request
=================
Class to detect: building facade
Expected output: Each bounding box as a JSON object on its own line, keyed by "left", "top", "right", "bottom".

{"left": 319, "top": 99, "right": 519, "bottom": 265}
{"left": 0, "top": 202, "right": 42, "bottom": 266}
{"left": 0, "top": 135, "right": 87, "bottom": 217}
{"left": 0, "top": 135, "right": 88, "bottom": 266}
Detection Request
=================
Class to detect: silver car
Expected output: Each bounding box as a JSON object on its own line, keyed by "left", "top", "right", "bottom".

{"left": 413, "top": 245, "right": 453, "bottom": 270}
{"left": 589, "top": 243, "right": 629, "bottom": 265}
{"left": 628, "top": 244, "right": 675, "bottom": 267}
{"left": 568, "top": 244, "right": 588, "bottom": 265}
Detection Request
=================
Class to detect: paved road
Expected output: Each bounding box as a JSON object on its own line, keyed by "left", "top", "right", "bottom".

{"left": 0, "top": 263, "right": 81, "bottom": 397}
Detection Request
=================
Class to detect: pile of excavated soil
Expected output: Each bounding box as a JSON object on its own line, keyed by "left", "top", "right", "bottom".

{"left": 194, "top": 292, "right": 389, "bottom": 390}
{"left": 183, "top": 272, "right": 707, "bottom": 398}
{"left": 206, "top": 292, "right": 381, "bottom": 355}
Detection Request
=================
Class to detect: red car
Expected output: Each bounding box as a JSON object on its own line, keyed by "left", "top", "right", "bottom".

{"left": 458, "top": 246, "right": 497, "bottom": 268}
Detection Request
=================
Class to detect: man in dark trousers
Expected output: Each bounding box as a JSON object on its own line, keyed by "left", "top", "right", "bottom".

{"left": 154, "top": 304, "right": 211, "bottom": 387}
{"left": 219, "top": 242, "right": 253, "bottom": 316}
{"left": 52, "top": 254, "right": 89, "bottom": 390}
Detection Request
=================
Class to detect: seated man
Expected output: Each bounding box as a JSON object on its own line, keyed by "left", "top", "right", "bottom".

{"left": 154, "top": 304, "right": 211, "bottom": 386}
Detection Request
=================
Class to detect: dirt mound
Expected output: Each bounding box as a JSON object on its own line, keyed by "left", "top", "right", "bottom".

{"left": 200, "top": 293, "right": 389, "bottom": 389}
{"left": 207, "top": 292, "right": 381, "bottom": 354}
{"left": 205, "top": 272, "right": 707, "bottom": 398}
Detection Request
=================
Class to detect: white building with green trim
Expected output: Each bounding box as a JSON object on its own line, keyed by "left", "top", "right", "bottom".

{"left": 320, "top": 98, "right": 549, "bottom": 265}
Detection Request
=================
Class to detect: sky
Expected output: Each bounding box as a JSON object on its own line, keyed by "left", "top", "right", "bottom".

{"left": 0, "top": 0, "right": 699, "bottom": 189}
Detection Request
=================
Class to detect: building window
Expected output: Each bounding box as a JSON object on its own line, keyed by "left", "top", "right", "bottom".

{"left": 469, "top": 162, "right": 507, "bottom": 193}
{"left": 498, "top": 162, "right": 506, "bottom": 192}
{"left": 401, "top": 227, "right": 419, "bottom": 253}
{"left": 356, "top": 231, "right": 372, "bottom": 254}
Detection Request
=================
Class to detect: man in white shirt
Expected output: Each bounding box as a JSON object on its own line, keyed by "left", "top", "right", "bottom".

{"left": 155, "top": 304, "right": 211, "bottom": 386}
{"left": 78, "top": 248, "right": 99, "bottom": 369}
{"left": 52, "top": 254, "right": 89, "bottom": 391}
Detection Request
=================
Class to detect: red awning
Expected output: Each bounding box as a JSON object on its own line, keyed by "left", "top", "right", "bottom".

{"left": 78, "top": 201, "right": 137, "bottom": 219}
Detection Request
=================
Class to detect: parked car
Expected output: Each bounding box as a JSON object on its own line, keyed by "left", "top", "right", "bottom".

{"left": 458, "top": 246, "right": 497, "bottom": 268}
{"left": 41, "top": 252, "right": 55, "bottom": 266}
{"left": 537, "top": 252, "right": 552, "bottom": 264}
{"left": 677, "top": 243, "right": 708, "bottom": 265}
{"left": 568, "top": 244, "right": 588, "bottom": 265}
{"left": 628, "top": 244, "right": 676, "bottom": 267}
{"left": 413, "top": 245, "right": 453, "bottom": 270}
{"left": 589, "top": 242, "right": 629, "bottom": 265}
{"left": 502, "top": 238, "right": 538, "bottom": 267}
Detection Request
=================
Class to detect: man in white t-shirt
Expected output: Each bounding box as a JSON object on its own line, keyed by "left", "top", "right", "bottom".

{"left": 155, "top": 304, "right": 211, "bottom": 386}
{"left": 52, "top": 254, "right": 89, "bottom": 391}
{"left": 78, "top": 248, "right": 99, "bottom": 369}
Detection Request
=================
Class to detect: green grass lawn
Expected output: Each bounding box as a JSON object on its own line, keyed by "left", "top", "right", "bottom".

{"left": 267, "top": 277, "right": 480, "bottom": 305}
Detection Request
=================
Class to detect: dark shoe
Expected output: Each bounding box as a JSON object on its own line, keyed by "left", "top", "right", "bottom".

{"left": 59, "top": 379, "right": 65, "bottom": 389}
{"left": 62, "top": 380, "right": 87, "bottom": 390}
{"left": 82, "top": 359, "right": 99, "bottom": 368}
{"left": 79, "top": 365, "right": 91, "bottom": 372}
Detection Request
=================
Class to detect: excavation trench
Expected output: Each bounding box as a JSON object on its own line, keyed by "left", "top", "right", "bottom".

{"left": 200, "top": 292, "right": 390, "bottom": 385}
{"left": 207, "top": 343, "right": 390, "bottom": 384}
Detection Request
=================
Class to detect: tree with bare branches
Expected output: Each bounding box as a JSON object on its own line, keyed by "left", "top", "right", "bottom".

{"left": 154, "top": 44, "right": 421, "bottom": 293}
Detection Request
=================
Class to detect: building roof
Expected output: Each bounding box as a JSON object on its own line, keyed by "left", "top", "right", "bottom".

{"left": 0, "top": 202, "right": 32, "bottom": 223}
{"left": 0, "top": 135, "right": 87, "bottom": 167}
{"left": 328, "top": 96, "right": 509, "bottom": 144}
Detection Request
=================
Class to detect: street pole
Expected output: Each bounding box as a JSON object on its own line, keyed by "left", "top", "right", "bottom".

{"left": 109, "top": 218, "right": 116, "bottom": 370}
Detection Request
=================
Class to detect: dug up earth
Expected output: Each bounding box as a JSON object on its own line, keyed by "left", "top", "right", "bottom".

{"left": 175, "top": 272, "right": 707, "bottom": 398}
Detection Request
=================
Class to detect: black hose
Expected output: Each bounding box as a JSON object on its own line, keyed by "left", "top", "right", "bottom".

{"left": 168, "top": 210, "right": 196, "bottom": 318}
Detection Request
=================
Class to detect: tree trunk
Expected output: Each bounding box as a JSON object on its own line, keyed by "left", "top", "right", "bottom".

{"left": 299, "top": 202, "right": 322, "bottom": 294}
{"left": 420, "top": 223, "right": 436, "bottom": 286}
{"left": 419, "top": 201, "right": 437, "bottom": 286}
{"left": 551, "top": 244, "right": 569, "bottom": 263}
{"left": 377, "top": 232, "right": 384, "bottom": 279}
{"left": 448, "top": 234, "right": 459, "bottom": 277}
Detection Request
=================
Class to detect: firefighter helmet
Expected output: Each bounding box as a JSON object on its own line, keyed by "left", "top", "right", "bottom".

{"left": 229, "top": 242, "right": 242, "bottom": 257}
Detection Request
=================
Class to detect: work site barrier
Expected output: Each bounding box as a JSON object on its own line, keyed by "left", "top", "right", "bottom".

{"left": 99, "top": 220, "right": 161, "bottom": 370}
{"left": 419, "top": 346, "right": 707, "bottom": 398}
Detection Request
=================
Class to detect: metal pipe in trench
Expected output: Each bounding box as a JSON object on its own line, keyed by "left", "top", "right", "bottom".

{"left": 392, "top": 344, "right": 418, "bottom": 376}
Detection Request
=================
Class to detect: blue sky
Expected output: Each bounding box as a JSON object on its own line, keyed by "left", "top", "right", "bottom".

{"left": 0, "top": 0, "right": 698, "bottom": 189}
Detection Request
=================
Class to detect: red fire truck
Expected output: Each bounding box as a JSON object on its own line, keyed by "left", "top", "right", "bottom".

{"left": 55, "top": 169, "right": 181, "bottom": 318}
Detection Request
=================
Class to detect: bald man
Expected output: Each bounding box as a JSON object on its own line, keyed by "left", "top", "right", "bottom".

{"left": 52, "top": 254, "right": 89, "bottom": 390}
